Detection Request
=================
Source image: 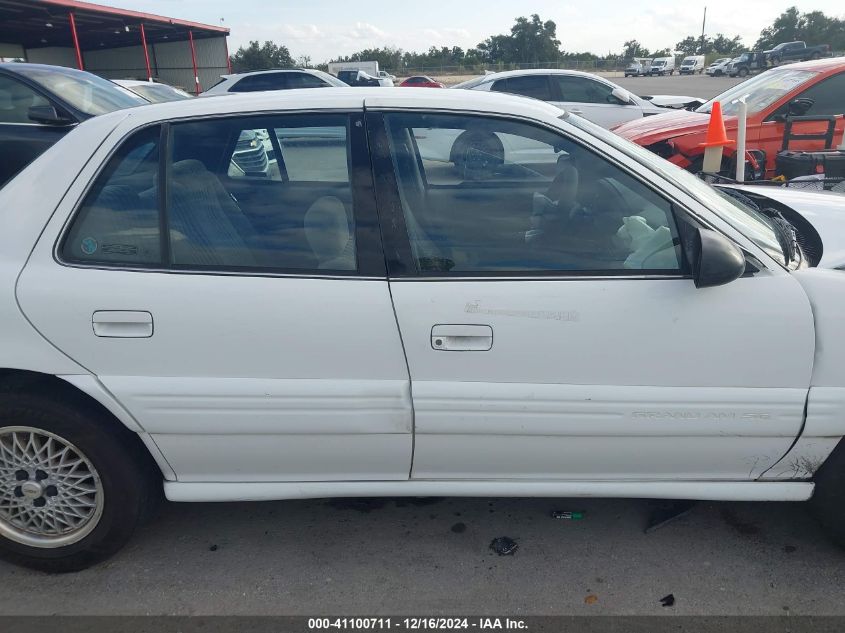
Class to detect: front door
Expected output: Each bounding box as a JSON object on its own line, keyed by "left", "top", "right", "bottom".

{"left": 549, "top": 75, "right": 643, "bottom": 128}
{"left": 18, "top": 110, "right": 412, "bottom": 483}
{"left": 370, "top": 110, "right": 814, "bottom": 481}
{"left": 756, "top": 71, "right": 845, "bottom": 175}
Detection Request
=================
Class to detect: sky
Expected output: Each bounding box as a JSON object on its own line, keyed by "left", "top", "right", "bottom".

{"left": 103, "top": 0, "right": 844, "bottom": 62}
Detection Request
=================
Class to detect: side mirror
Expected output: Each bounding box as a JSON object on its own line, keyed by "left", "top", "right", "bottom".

{"left": 28, "top": 104, "right": 73, "bottom": 126}
{"left": 611, "top": 87, "right": 633, "bottom": 104}
{"left": 787, "top": 98, "right": 814, "bottom": 116}
{"left": 691, "top": 228, "right": 746, "bottom": 288}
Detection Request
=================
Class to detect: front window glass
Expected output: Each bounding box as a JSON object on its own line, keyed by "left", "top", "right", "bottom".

{"left": 565, "top": 114, "right": 786, "bottom": 267}
{"left": 385, "top": 113, "right": 682, "bottom": 274}
{"left": 17, "top": 66, "right": 145, "bottom": 115}
{"left": 553, "top": 76, "right": 618, "bottom": 104}
{"left": 696, "top": 68, "right": 816, "bottom": 116}
{"left": 0, "top": 75, "right": 49, "bottom": 123}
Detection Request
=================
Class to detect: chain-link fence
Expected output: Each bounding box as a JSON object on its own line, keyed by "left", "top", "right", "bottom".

{"left": 389, "top": 59, "right": 631, "bottom": 78}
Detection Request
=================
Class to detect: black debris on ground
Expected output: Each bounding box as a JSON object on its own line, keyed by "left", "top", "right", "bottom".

{"left": 451, "top": 522, "right": 467, "bottom": 533}
{"left": 208, "top": 544, "right": 218, "bottom": 552}
{"left": 489, "top": 537, "right": 518, "bottom": 556}
{"left": 660, "top": 594, "right": 675, "bottom": 607}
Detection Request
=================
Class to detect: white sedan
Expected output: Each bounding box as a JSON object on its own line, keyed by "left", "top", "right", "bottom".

{"left": 1, "top": 88, "right": 845, "bottom": 572}
{"left": 452, "top": 69, "right": 668, "bottom": 128}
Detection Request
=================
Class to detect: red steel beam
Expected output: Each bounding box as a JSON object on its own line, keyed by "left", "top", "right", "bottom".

{"left": 224, "top": 36, "right": 232, "bottom": 74}
{"left": 43, "top": 0, "right": 229, "bottom": 34}
{"left": 188, "top": 29, "right": 201, "bottom": 95}
{"left": 68, "top": 11, "right": 84, "bottom": 70}
{"left": 139, "top": 23, "right": 153, "bottom": 81}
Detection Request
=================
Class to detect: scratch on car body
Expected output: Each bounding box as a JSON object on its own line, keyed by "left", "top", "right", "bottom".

{"left": 465, "top": 301, "right": 579, "bottom": 322}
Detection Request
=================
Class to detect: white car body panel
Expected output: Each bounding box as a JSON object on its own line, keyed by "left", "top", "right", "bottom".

{"left": 459, "top": 69, "right": 664, "bottom": 129}
{"left": 734, "top": 186, "right": 845, "bottom": 268}
{"left": 1, "top": 88, "right": 843, "bottom": 503}
{"left": 164, "top": 480, "right": 813, "bottom": 503}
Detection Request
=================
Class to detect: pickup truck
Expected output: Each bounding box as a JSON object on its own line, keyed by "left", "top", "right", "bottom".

{"left": 726, "top": 51, "right": 768, "bottom": 77}
{"left": 766, "top": 41, "right": 832, "bottom": 64}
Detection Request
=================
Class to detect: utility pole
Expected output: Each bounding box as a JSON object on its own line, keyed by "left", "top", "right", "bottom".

{"left": 700, "top": 6, "right": 707, "bottom": 54}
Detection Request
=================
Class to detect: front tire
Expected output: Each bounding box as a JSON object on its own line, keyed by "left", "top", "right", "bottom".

{"left": 738, "top": 67, "right": 749, "bottom": 77}
{"left": 810, "top": 439, "right": 845, "bottom": 549}
{"left": 0, "top": 393, "right": 154, "bottom": 572}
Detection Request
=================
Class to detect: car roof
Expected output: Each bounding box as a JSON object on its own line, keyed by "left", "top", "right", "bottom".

{"left": 218, "top": 68, "right": 311, "bottom": 79}
{"left": 88, "top": 87, "right": 566, "bottom": 129}
{"left": 474, "top": 68, "right": 608, "bottom": 82}
{"left": 783, "top": 56, "right": 845, "bottom": 73}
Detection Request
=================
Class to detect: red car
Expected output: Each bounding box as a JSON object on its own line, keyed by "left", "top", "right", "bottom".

{"left": 615, "top": 57, "right": 845, "bottom": 177}
{"left": 400, "top": 75, "right": 445, "bottom": 88}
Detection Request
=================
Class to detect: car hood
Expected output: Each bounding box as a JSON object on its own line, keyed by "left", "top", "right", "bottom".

{"left": 613, "top": 109, "right": 728, "bottom": 143}
{"left": 729, "top": 185, "right": 845, "bottom": 269}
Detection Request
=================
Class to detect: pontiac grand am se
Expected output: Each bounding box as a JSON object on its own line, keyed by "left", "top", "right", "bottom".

{"left": 1, "top": 88, "right": 845, "bottom": 572}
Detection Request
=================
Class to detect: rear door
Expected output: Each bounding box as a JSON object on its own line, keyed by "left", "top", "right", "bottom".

{"left": 18, "top": 109, "right": 412, "bottom": 483}
{"left": 370, "top": 109, "right": 814, "bottom": 482}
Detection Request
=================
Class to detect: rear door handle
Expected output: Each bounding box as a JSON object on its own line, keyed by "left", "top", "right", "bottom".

{"left": 431, "top": 324, "right": 492, "bottom": 351}
{"left": 92, "top": 311, "right": 153, "bottom": 338}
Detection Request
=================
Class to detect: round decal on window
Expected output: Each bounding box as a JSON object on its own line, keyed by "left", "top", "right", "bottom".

{"left": 81, "top": 237, "right": 98, "bottom": 255}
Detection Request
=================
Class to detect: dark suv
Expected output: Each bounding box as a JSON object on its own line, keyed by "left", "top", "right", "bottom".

{"left": 0, "top": 63, "right": 145, "bottom": 187}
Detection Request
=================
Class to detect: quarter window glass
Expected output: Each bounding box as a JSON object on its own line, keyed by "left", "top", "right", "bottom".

{"left": 230, "top": 73, "right": 287, "bottom": 92}
{"left": 491, "top": 76, "right": 552, "bottom": 101}
{"left": 62, "top": 126, "right": 161, "bottom": 265}
{"left": 385, "top": 113, "right": 682, "bottom": 274}
{"left": 554, "top": 76, "right": 620, "bottom": 104}
{"left": 0, "top": 76, "right": 49, "bottom": 123}
{"left": 168, "top": 114, "right": 355, "bottom": 271}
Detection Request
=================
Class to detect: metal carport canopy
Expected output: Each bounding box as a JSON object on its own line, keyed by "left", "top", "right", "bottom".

{"left": 0, "top": 0, "right": 230, "bottom": 90}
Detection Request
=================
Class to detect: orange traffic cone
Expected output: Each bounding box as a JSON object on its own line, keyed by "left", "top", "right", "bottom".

{"left": 699, "top": 101, "right": 734, "bottom": 173}
{"left": 700, "top": 101, "right": 734, "bottom": 148}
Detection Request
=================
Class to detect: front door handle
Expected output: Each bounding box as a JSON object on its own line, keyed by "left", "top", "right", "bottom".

{"left": 92, "top": 311, "right": 153, "bottom": 338}
{"left": 431, "top": 324, "right": 492, "bottom": 351}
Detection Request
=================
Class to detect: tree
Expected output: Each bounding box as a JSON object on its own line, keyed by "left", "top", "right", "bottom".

{"left": 622, "top": 40, "right": 650, "bottom": 59}
{"left": 710, "top": 34, "right": 744, "bottom": 54}
{"left": 755, "top": 7, "right": 845, "bottom": 50}
{"left": 675, "top": 35, "right": 722, "bottom": 54}
{"left": 509, "top": 14, "right": 562, "bottom": 63}
{"left": 230, "top": 40, "right": 294, "bottom": 73}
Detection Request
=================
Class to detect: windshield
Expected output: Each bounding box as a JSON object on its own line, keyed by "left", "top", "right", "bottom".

{"left": 451, "top": 75, "right": 490, "bottom": 89}
{"left": 653, "top": 61, "right": 666, "bottom": 66}
{"left": 695, "top": 68, "right": 815, "bottom": 116}
{"left": 564, "top": 114, "right": 788, "bottom": 267}
{"left": 127, "top": 83, "right": 192, "bottom": 103}
{"left": 16, "top": 65, "right": 145, "bottom": 115}
{"left": 682, "top": 58, "right": 697, "bottom": 65}
{"left": 310, "top": 69, "right": 348, "bottom": 87}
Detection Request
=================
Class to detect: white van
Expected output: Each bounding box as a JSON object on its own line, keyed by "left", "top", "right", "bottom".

{"left": 649, "top": 57, "right": 676, "bottom": 75}
{"left": 679, "top": 55, "right": 706, "bottom": 74}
